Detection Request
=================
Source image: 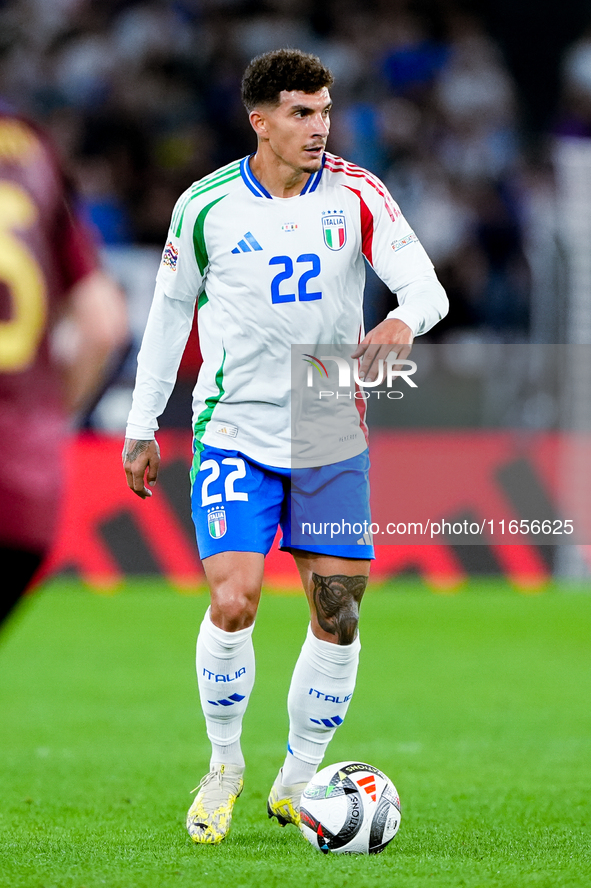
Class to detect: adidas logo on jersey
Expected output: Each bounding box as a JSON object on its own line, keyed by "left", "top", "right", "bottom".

{"left": 214, "top": 422, "right": 238, "bottom": 438}
{"left": 231, "top": 231, "right": 263, "bottom": 253}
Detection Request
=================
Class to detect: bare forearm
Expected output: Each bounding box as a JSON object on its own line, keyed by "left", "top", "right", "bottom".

{"left": 62, "top": 343, "right": 114, "bottom": 413}
{"left": 53, "top": 270, "right": 128, "bottom": 413}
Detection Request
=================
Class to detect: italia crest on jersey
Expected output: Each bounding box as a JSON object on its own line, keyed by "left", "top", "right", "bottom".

{"left": 322, "top": 212, "right": 346, "bottom": 250}
{"left": 208, "top": 508, "right": 227, "bottom": 539}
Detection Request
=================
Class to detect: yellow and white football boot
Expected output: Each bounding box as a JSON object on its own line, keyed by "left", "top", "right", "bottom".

{"left": 186, "top": 764, "right": 244, "bottom": 844}
{"left": 267, "top": 769, "right": 309, "bottom": 828}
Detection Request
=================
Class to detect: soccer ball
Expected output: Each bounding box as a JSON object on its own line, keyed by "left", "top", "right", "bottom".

{"left": 299, "top": 761, "right": 401, "bottom": 855}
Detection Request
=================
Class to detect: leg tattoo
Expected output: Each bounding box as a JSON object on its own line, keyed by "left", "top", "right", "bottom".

{"left": 311, "top": 574, "right": 367, "bottom": 645}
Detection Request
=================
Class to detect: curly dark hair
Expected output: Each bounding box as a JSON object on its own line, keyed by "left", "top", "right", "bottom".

{"left": 241, "top": 49, "right": 334, "bottom": 111}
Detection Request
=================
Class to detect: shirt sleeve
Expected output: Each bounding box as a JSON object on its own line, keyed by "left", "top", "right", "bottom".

{"left": 125, "top": 282, "right": 196, "bottom": 439}
{"left": 154, "top": 188, "right": 204, "bottom": 302}
{"left": 356, "top": 175, "right": 449, "bottom": 335}
{"left": 386, "top": 277, "right": 448, "bottom": 336}
{"left": 126, "top": 190, "right": 206, "bottom": 439}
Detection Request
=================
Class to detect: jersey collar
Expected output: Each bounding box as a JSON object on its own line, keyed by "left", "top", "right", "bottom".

{"left": 240, "top": 154, "right": 324, "bottom": 199}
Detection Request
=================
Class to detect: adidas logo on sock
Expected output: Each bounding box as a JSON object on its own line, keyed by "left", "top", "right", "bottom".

{"left": 310, "top": 715, "right": 344, "bottom": 727}
{"left": 207, "top": 693, "right": 245, "bottom": 706}
{"left": 231, "top": 232, "right": 263, "bottom": 253}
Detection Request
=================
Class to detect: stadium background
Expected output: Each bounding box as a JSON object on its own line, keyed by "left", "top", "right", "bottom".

{"left": 3, "top": 5, "right": 591, "bottom": 888}
{"left": 3, "top": 0, "right": 591, "bottom": 587}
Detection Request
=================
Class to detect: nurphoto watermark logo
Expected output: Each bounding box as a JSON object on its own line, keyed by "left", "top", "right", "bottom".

{"left": 303, "top": 353, "right": 417, "bottom": 400}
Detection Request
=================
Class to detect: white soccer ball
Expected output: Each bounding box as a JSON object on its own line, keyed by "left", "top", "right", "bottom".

{"left": 299, "top": 761, "right": 401, "bottom": 855}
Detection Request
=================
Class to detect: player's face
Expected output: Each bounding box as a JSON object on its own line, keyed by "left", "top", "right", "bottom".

{"left": 256, "top": 88, "right": 332, "bottom": 174}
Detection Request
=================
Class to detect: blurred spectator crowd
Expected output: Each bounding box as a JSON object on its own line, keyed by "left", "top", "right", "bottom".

{"left": 2, "top": 0, "right": 590, "bottom": 342}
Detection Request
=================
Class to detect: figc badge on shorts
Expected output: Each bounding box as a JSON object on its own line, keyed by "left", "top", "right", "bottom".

{"left": 208, "top": 507, "right": 227, "bottom": 539}
{"left": 322, "top": 211, "right": 346, "bottom": 250}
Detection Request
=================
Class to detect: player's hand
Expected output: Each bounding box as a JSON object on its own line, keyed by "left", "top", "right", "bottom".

{"left": 351, "top": 319, "right": 413, "bottom": 382}
{"left": 122, "top": 438, "right": 161, "bottom": 499}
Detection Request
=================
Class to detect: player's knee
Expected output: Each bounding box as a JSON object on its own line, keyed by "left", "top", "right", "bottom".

{"left": 210, "top": 583, "right": 259, "bottom": 631}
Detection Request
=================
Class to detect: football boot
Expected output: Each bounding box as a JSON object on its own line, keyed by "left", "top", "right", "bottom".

{"left": 186, "top": 763, "right": 244, "bottom": 844}
{"left": 267, "top": 769, "right": 309, "bottom": 828}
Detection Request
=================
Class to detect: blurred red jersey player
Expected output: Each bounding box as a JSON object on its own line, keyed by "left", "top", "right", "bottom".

{"left": 0, "top": 106, "right": 128, "bottom": 626}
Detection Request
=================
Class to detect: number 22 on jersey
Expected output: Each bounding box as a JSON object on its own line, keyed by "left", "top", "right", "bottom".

{"left": 269, "top": 253, "right": 322, "bottom": 304}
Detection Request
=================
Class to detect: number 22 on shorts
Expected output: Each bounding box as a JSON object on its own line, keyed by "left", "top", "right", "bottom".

{"left": 200, "top": 457, "right": 249, "bottom": 506}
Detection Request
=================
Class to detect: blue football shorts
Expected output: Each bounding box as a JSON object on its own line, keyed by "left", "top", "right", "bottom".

{"left": 191, "top": 443, "right": 375, "bottom": 561}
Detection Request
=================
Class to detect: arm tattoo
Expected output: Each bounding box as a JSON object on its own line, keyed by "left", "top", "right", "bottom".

{"left": 312, "top": 573, "right": 367, "bottom": 645}
{"left": 122, "top": 439, "right": 151, "bottom": 464}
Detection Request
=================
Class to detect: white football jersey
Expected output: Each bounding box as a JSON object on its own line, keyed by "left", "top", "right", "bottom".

{"left": 127, "top": 152, "right": 447, "bottom": 467}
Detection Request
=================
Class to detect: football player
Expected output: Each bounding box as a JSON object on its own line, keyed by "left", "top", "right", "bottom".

{"left": 0, "top": 105, "right": 127, "bottom": 628}
{"left": 123, "top": 49, "right": 448, "bottom": 844}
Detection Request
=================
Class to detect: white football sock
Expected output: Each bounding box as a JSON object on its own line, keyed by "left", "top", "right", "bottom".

{"left": 196, "top": 607, "right": 255, "bottom": 770}
{"left": 282, "top": 623, "right": 361, "bottom": 785}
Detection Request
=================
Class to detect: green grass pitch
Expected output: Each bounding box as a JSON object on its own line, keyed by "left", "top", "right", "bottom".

{"left": 1, "top": 578, "right": 590, "bottom": 888}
